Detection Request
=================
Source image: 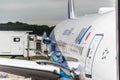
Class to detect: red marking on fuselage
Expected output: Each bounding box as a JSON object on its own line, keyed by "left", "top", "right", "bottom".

{"left": 85, "top": 32, "right": 91, "bottom": 41}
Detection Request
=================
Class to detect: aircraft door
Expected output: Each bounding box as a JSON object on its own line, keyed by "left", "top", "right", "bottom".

{"left": 85, "top": 34, "right": 103, "bottom": 78}
{"left": 11, "top": 36, "right": 23, "bottom": 55}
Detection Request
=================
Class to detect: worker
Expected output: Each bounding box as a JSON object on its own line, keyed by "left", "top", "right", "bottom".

{"left": 47, "top": 42, "right": 72, "bottom": 80}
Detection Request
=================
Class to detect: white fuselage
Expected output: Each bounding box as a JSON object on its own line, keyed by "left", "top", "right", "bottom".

{"left": 51, "top": 11, "right": 117, "bottom": 80}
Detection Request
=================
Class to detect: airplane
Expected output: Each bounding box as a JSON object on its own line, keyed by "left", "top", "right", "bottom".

{"left": 0, "top": 0, "right": 118, "bottom": 80}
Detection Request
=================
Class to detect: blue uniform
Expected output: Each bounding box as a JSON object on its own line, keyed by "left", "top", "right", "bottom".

{"left": 48, "top": 43, "right": 72, "bottom": 79}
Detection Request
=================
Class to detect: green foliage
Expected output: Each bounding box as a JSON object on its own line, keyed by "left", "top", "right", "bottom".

{"left": 0, "top": 21, "right": 55, "bottom": 36}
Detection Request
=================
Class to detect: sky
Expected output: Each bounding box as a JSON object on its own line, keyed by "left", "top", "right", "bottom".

{"left": 0, "top": 0, "right": 115, "bottom": 26}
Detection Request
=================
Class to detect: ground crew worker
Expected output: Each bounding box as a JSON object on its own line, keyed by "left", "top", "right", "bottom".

{"left": 47, "top": 42, "right": 72, "bottom": 80}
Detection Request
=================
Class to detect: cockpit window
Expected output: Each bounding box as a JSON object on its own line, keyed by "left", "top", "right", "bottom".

{"left": 63, "top": 28, "right": 74, "bottom": 35}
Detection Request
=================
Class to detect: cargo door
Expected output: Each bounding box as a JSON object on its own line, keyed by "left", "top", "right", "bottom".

{"left": 85, "top": 34, "right": 103, "bottom": 78}
{"left": 11, "top": 36, "right": 23, "bottom": 55}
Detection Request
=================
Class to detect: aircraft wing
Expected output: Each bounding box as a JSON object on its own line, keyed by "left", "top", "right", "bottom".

{"left": 0, "top": 58, "right": 80, "bottom": 80}
{"left": 0, "top": 58, "right": 61, "bottom": 80}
